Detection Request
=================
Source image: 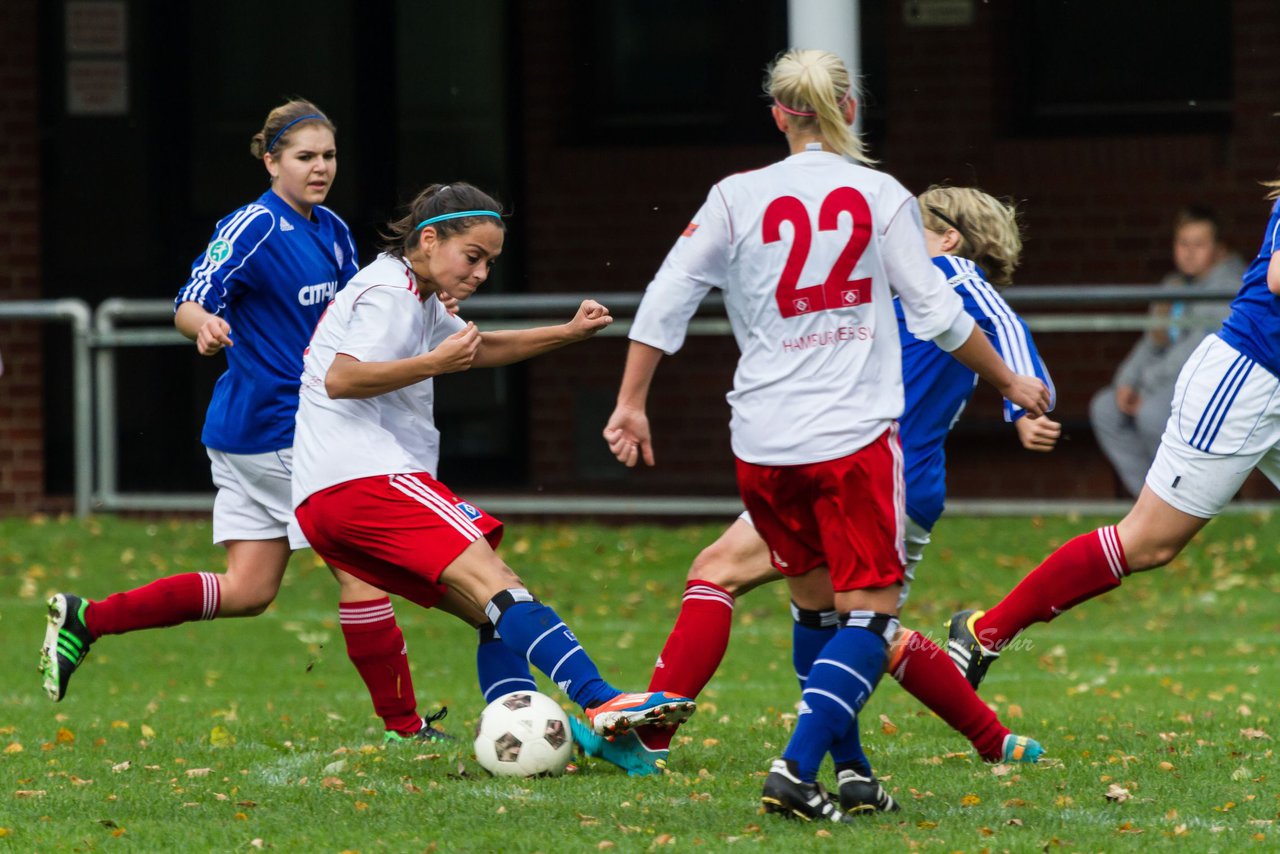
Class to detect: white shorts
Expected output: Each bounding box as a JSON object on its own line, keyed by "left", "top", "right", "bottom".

{"left": 1146, "top": 335, "right": 1280, "bottom": 518}
{"left": 208, "top": 448, "right": 309, "bottom": 549}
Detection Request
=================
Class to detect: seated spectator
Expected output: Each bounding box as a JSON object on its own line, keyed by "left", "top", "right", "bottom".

{"left": 1090, "top": 205, "right": 1243, "bottom": 496}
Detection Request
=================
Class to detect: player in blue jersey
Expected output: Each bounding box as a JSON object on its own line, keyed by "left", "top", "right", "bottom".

{"left": 580, "top": 185, "right": 1059, "bottom": 799}
{"left": 948, "top": 182, "right": 1280, "bottom": 689}
{"left": 38, "top": 100, "right": 494, "bottom": 744}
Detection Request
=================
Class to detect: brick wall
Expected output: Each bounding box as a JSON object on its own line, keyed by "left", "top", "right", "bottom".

{"left": 0, "top": 0, "right": 44, "bottom": 513}
{"left": 518, "top": 0, "right": 1279, "bottom": 501}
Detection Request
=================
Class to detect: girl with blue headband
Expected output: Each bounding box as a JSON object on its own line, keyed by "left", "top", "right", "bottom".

{"left": 288, "top": 182, "right": 698, "bottom": 740}
{"left": 41, "top": 99, "right": 456, "bottom": 747}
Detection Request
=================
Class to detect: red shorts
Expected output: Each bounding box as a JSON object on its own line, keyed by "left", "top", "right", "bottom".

{"left": 735, "top": 426, "right": 906, "bottom": 593}
{"left": 295, "top": 472, "right": 504, "bottom": 609}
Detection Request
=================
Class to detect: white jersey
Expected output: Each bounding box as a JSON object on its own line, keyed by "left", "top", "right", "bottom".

{"left": 630, "top": 146, "right": 974, "bottom": 465}
{"left": 292, "top": 253, "right": 465, "bottom": 506}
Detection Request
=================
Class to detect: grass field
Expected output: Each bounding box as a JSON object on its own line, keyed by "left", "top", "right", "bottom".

{"left": 1, "top": 511, "right": 1278, "bottom": 852}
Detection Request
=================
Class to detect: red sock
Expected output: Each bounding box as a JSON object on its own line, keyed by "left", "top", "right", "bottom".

{"left": 976, "top": 526, "right": 1129, "bottom": 649}
{"left": 85, "top": 572, "right": 220, "bottom": 638}
{"left": 340, "top": 598, "right": 420, "bottom": 735}
{"left": 640, "top": 580, "right": 735, "bottom": 751}
{"left": 890, "top": 629, "right": 1008, "bottom": 761}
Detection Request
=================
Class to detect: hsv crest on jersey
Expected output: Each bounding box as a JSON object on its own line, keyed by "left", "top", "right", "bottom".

{"left": 206, "top": 239, "right": 231, "bottom": 263}
{"left": 793, "top": 297, "right": 811, "bottom": 314}
{"left": 682, "top": 222, "right": 699, "bottom": 238}
{"left": 455, "top": 500, "right": 482, "bottom": 521}
{"left": 842, "top": 289, "right": 860, "bottom": 306}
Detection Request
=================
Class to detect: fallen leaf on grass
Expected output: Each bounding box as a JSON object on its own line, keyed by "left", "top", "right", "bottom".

{"left": 1105, "top": 784, "right": 1131, "bottom": 803}
{"left": 111, "top": 761, "right": 131, "bottom": 773}
{"left": 140, "top": 724, "right": 156, "bottom": 739}
{"left": 185, "top": 768, "right": 212, "bottom": 778}
{"left": 1240, "top": 728, "right": 1271, "bottom": 740}
{"left": 653, "top": 833, "right": 675, "bottom": 845}
{"left": 1117, "top": 821, "right": 1143, "bottom": 834}
{"left": 596, "top": 843, "right": 615, "bottom": 851}
{"left": 960, "top": 794, "right": 981, "bottom": 807}
{"left": 815, "top": 829, "right": 832, "bottom": 838}
{"left": 321, "top": 777, "right": 345, "bottom": 789}
{"left": 55, "top": 728, "right": 74, "bottom": 744}
{"left": 879, "top": 714, "right": 898, "bottom": 736}
{"left": 3, "top": 743, "right": 22, "bottom": 754}
{"left": 14, "top": 791, "right": 46, "bottom": 798}
{"left": 210, "top": 726, "right": 235, "bottom": 748}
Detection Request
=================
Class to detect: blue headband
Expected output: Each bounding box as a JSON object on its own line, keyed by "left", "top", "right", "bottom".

{"left": 415, "top": 210, "right": 502, "bottom": 230}
{"left": 267, "top": 113, "right": 326, "bottom": 153}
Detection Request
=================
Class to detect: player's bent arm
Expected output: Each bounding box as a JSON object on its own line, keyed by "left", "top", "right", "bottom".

{"left": 325, "top": 324, "right": 480, "bottom": 399}
{"left": 175, "top": 300, "right": 232, "bottom": 355}
{"left": 1266, "top": 252, "right": 1280, "bottom": 295}
{"left": 949, "top": 326, "right": 1050, "bottom": 418}
{"left": 472, "top": 300, "right": 613, "bottom": 368}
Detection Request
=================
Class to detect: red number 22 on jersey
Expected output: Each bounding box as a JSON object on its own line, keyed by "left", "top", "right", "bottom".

{"left": 762, "top": 187, "right": 873, "bottom": 319}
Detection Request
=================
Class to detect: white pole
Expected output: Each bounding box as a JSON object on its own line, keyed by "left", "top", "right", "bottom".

{"left": 787, "top": 0, "right": 861, "bottom": 135}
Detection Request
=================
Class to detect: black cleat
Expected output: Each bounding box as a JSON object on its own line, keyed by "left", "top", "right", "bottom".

{"left": 837, "top": 768, "right": 900, "bottom": 814}
{"left": 40, "top": 593, "right": 93, "bottom": 702}
{"left": 761, "top": 759, "right": 853, "bottom": 824}
{"left": 946, "top": 608, "right": 999, "bottom": 689}
{"left": 384, "top": 707, "right": 455, "bottom": 745}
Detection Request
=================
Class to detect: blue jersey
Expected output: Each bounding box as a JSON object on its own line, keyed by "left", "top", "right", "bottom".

{"left": 176, "top": 190, "right": 359, "bottom": 454}
{"left": 1218, "top": 198, "right": 1280, "bottom": 378}
{"left": 896, "top": 255, "right": 1055, "bottom": 530}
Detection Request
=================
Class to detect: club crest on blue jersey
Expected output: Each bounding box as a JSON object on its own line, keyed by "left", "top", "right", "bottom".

{"left": 456, "top": 501, "right": 482, "bottom": 521}
{"left": 206, "top": 239, "right": 231, "bottom": 263}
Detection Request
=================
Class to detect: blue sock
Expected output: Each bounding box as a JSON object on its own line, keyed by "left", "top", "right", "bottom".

{"left": 486, "top": 589, "right": 618, "bottom": 710}
{"left": 782, "top": 612, "right": 897, "bottom": 783}
{"left": 476, "top": 623, "right": 537, "bottom": 703}
{"left": 791, "top": 602, "right": 838, "bottom": 690}
{"left": 793, "top": 604, "right": 874, "bottom": 777}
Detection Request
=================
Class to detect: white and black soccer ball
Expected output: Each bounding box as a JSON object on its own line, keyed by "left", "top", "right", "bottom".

{"left": 473, "top": 690, "right": 573, "bottom": 777}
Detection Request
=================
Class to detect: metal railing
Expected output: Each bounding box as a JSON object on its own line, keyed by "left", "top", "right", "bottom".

{"left": 0, "top": 299, "right": 93, "bottom": 516}
{"left": 3, "top": 284, "right": 1268, "bottom": 518}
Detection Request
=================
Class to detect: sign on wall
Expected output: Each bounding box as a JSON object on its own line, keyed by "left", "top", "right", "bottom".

{"left": 66, "top": 1, "right": 129, "bottom": 116}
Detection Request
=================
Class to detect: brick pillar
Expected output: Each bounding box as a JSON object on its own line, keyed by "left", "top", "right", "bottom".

{"left": 0, "top": 0, "right": 45, "bottom": 513}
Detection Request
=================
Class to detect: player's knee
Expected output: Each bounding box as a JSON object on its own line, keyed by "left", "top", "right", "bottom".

{"left": 1127, "top": 540, "right": 1180, "bottom": 572}
{"left": 217, "top": 575, "right": 278, "bottom": 616}
{"left": 687, "top": 545, "right": 763, "bottom": 596}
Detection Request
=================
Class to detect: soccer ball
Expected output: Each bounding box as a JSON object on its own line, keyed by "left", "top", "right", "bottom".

{"left": 473, "top": 690, "right": 573, "bottom": 777}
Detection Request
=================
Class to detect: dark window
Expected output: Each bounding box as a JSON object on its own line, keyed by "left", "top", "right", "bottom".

{"left": 577, "top": 0, "right": 789, "bottom": 143}
{"left": 1008, "top": 1, "right": 1231, "bottom": 133}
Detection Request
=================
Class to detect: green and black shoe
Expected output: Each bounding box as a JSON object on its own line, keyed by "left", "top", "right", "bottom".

{"left": 40, "top": 593, "right": 94, "bottom": 702}
{"left": 384, "top": 707, "right": 455, "bottom": 746}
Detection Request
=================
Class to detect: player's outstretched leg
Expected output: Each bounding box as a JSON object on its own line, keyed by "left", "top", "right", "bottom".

{"left": 892, "top": 627, "right": 1042, "bottom": 763}
{"left": 484, "top": 588, "right": 695, "bottom": 737}
{"left": 948, "top": 525, "right": 1131, "bottom": 688}
{"left": 40, "top": 593, "right": 94, "bottom": 702}
{"left": 569, "top": 719, "right": 669, "bottom": 776}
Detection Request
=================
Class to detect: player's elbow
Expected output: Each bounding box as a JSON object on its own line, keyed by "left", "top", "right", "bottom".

{"left": 324, "top": 368, "right": 355, "bottom": 399}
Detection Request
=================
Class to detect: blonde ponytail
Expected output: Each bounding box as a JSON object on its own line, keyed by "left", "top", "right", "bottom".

{"left": 765, "top": 49, "right": 873, "bottom": 165}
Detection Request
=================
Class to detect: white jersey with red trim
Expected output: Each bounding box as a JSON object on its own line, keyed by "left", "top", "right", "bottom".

{"left": 292, "top": 253, "right": 466, "bottom": 507}
{"left": 630, "top": 146, "right": 975, "bottom": 465}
